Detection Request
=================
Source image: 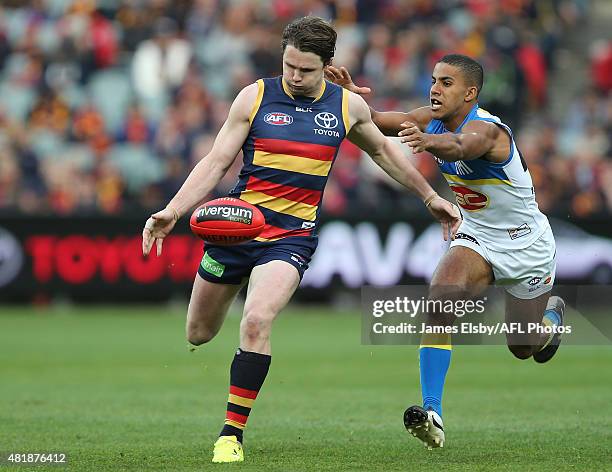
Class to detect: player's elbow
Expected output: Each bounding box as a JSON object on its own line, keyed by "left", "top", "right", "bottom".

{"left": 371, "top": 139, "right": 392, "bottom": 164}
{"left": 448, "top": 151, "right": 466, "bottom": 162}
{"left": 371, "top": 112, "right": 391, "bottom": 136}
{"left": 205, "top": 153, "right": 233, "bottom": 176}
{"left": 443, "top": 138, "right": 468, "bottom": 162}
{"left": 451, "top": 134, "right": 487, "bottom": 162}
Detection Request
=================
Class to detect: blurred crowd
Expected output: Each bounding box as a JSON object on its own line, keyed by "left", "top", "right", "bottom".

{"left": 0, "top": 0, "right": 610, "bottom": 218}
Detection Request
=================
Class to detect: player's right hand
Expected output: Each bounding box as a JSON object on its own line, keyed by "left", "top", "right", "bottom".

{"left": 426, "top": 196, "right": 462, "bottom": 242}
{"left": 142, "top": 207, "right": 179, "bottom": 256}
{"left": 324, "top": 66, "right": 371, "bottom": 95}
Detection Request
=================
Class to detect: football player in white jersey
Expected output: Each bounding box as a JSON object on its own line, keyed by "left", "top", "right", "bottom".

{"left": 326, "top": 54, "right": 565, "bottom": 449}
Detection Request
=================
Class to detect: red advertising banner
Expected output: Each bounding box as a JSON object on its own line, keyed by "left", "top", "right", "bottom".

{"left": 1, "top": 215, "right": 611, "bottom": 302}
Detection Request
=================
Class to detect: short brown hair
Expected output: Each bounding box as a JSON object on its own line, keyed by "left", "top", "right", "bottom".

{"left": 281, "top": 16, "right": 337, "bottom": 66}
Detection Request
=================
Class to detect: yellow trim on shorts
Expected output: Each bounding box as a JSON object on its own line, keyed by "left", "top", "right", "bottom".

{"left": 249, "top": 79, "right": 265, "bottom": 124}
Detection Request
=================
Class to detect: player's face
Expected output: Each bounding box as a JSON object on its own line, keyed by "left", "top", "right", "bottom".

{"left": 282, "top": 45, "right": 325, "bottom": 97}
{"left": 430, "top": 63, "right": 476, "bottom": 120}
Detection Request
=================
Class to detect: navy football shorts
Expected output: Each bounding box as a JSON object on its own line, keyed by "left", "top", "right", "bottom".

{"left": 197, "top": 237, "right": 317, "bottom": 285}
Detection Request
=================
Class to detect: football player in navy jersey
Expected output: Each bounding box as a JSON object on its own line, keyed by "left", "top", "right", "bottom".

{"left": 142, "top": 17, "right": 460, "bottom": 463}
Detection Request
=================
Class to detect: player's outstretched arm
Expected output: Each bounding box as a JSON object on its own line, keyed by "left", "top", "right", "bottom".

{"left": 142, "top": 83, "right": 258, "bottom": 256}
{"left": 399, "top": 119, "right": 503, "bottom": 162}
{"left": 346, "top": 93, "right": 461, "bottom": 240}
{"left": 325, "top": 65, "right": 432, "bottom": 136}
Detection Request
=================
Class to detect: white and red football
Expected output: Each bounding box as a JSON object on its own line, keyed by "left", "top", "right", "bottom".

{"left": 190, "top": 197, "right": 265, "bottom": 245}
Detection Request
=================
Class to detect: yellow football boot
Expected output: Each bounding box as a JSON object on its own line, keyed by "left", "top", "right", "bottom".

{"left": 212, "top": 435, "right": 244, "bottom": 463}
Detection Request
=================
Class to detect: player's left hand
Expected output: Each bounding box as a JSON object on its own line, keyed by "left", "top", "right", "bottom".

{"left": 399, "top": 121, "right": 431, "bottom": 153}
{"left": 426, "top": 196, "right": 462, "bottom": 241}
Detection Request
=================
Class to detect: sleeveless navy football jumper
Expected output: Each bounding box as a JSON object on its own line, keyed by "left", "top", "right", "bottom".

{"left": 198, "top": 77, "right": 351, "bottom": 284}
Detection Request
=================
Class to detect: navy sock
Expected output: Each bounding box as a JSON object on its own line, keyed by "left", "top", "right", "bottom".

{"left": 219, "top": 349, "right": 271, "bottom": 443}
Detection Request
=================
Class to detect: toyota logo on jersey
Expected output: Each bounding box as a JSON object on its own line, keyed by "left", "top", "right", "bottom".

{"left": 314, "top": 112, "right": 338, "bottom": 129}
{"left": 449, "top": 185, "right": 489, "bottom": 211}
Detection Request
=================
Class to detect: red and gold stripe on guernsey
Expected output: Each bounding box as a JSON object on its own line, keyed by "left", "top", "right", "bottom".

{"left": 256, "top": 225, "right": 313, "bottom": 242}
{"left": 252, "top": 138, "right": 336, "bottom": 177}
{"left": 241, "top": 175, "right": 321, "bottom": 222}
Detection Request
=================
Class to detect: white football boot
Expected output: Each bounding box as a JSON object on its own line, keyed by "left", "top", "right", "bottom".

{"left": 403, "top": 405, "right": 445, "bottom": 449}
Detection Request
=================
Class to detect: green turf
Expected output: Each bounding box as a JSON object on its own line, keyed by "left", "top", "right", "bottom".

{"left": 0, "top": 305, "right": 610, "bottom": 471}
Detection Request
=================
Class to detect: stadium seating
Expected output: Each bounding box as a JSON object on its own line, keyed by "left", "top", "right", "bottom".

{"left": 0, "top": 0, "right": 608, "bottom": 217}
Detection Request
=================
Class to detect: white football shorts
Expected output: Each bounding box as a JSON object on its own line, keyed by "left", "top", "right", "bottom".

{"left": 450, "top": 223, "right": 556, "bottom": 300}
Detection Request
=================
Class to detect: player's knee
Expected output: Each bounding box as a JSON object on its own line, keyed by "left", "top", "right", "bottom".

{"left": 186, "top": 323, "right": 217, "bottom": 346}
{"left": 429, "top": 283, "right": 470, "bottom": 301}
{"left": 241, "top": 309, "right": 273, "bottom": 342}
{"left": 507, "top": 344, "right": 533, "bottom": 360}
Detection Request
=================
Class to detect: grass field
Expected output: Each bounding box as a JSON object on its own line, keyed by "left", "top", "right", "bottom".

{"left": 1, "top": 305, "right": 611, "bottom": 471}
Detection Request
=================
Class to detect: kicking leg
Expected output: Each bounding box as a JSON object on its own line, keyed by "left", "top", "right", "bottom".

{"left": 213, "top": 260, "right": 301, "bottom": 463}
{"left": 239, "top": 260, "right": 301, "bottom": 354}
{"left": 405, "top": 245, "right": 493, "bottom": 449}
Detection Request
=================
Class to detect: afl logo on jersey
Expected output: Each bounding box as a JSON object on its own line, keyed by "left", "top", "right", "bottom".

{"left": 264, "top": 112, "right": 293, "bottom": 126}
{"left": 450, "top": 185, "right": 489, "bottom": 211}
{"left": 314, "top": 112, "right": 338, "bottom": 129}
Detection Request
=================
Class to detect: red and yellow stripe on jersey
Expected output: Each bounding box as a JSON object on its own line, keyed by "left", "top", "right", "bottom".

{"left": 229, "top": 76, "right": 350, "bottom": 242}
